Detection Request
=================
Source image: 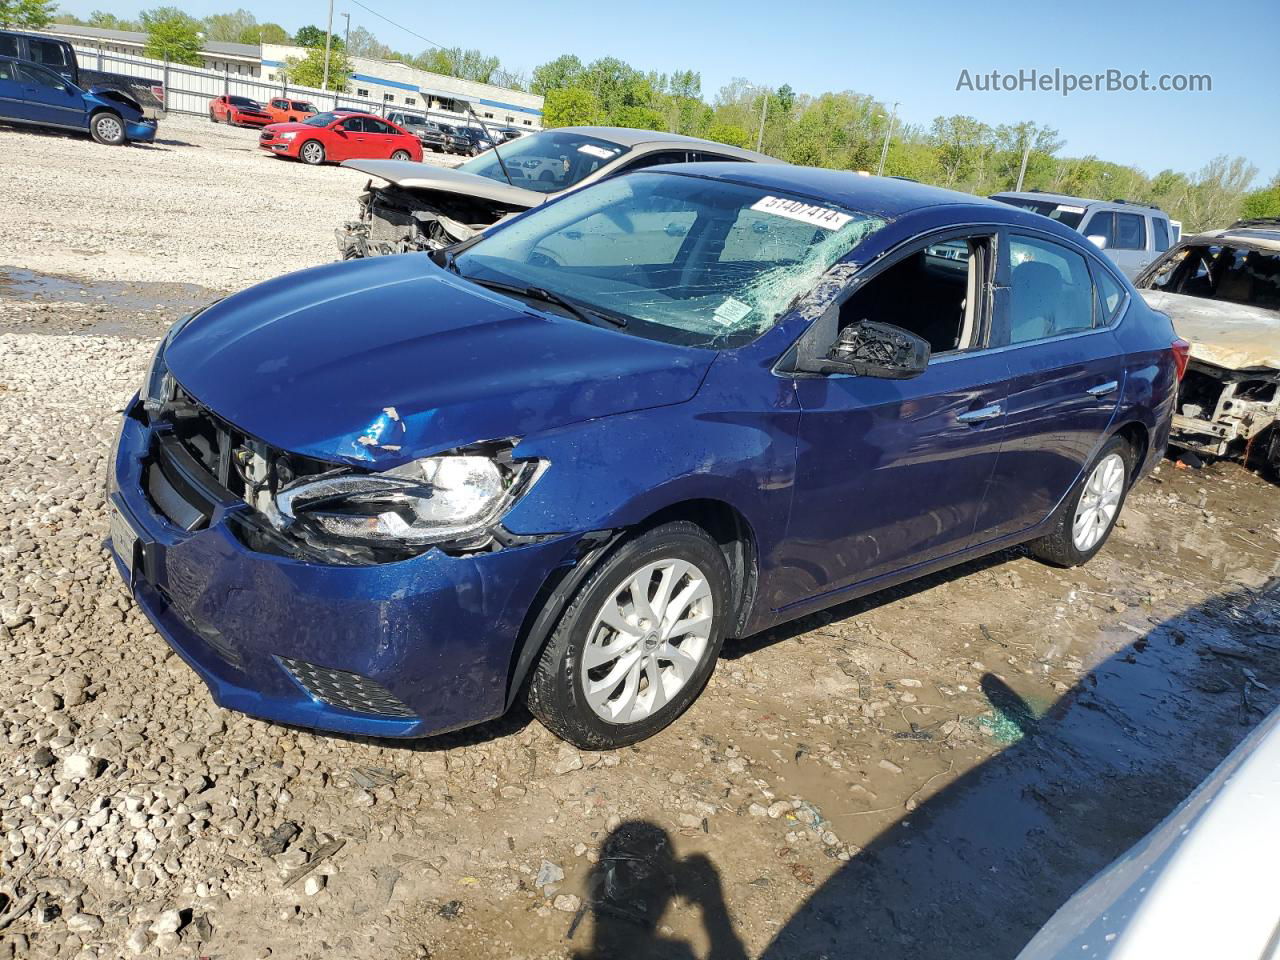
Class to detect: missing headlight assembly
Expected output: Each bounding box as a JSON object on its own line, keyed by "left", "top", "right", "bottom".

{"left": 141, "top": 379, "right": 547, "bottom": 564}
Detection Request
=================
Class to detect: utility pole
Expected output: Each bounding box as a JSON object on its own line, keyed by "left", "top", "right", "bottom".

{"left": 341, "top": 13, "right": 350, "bottom": 50}
{"left": 321, "top": 0, "right": 335, "bottom": 91}
{"left": 876, "top": 101, "right": 899, "bottom": 176}
{"left": 755, "top": 89, "right": 769, "bottom": 153}
{"left": 1015, "top": 125, "right": 1034, "bottom": 192}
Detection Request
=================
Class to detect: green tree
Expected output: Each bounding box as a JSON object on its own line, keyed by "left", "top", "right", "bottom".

{"left": 293, "top": 25, "right": 328, "bottom": 48}
{"left": 284, "top": 46, "right": 352, "bottom": 91}
{"left": 88, "top": 10, "right": 140, "bottom": 29}
{"left": 141, "top": 6, "right": 203, "bottom": 65}
{"left": 705, "top": 121, "right": 750, "bottom": 148}
{"left": 0, "top": 0, "right": 57, "bottom": 28}
{"left": 416, "top": 46, "right": 500, "bottom": 84}
{"left": 542, "top": 86, "right": 601, "bottom": 127}
{"left": 345, "top": 25, "right": 390, "bottom": 59}
{"left": 1240, "top": 175, "right": 1280, "bottom": 220}
{"left": 237, "top": 21, "right": 287, "bottom": 44}
{"left": 202, "top": 8, "right": 255, "bottom": 42}
{"left": 530, "top": 54, "right": 585, "bottom": 95}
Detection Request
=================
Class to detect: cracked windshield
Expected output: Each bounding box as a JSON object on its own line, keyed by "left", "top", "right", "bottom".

{"left": 456, "top": 172, "right": 886, "bottom": 346}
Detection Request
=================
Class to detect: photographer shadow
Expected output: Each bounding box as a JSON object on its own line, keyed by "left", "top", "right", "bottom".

{"left": 572, "top": 820, "right": 748, "bottom": 960}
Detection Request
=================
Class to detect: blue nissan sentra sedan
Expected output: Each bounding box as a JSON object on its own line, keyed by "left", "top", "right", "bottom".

{"left": 108, "top": 165, "right": 1187, "bottom": 748}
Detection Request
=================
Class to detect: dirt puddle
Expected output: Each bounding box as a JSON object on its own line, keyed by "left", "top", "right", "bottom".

{"left": 0, "top": 265, "right": 220, "bottom": 337}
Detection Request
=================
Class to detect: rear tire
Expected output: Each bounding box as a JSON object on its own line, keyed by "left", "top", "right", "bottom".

{"left": 299, "top": 140, "right": 326, "bottom": 165}
{"left": 527, "top": 521, "right": 730, "bottom": 749}
{"left": 89, "top": 111, "right": 126, "bottom": 146}
{"left": 209, "top": 109, "right": 217, "bottom": 123}
{"left": 1028, "top": 435, "right": 1134, "bottom": 568}
{"left": 391, "top": 149, "right": 411, "bottom": 161}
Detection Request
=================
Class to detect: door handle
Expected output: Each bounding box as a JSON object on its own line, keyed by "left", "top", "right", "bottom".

{"left": 957, "top": 403, "right": 1003, "bottom": 424}
{"left": 1086, "top": 380, "right": 1119, "bottom": 398}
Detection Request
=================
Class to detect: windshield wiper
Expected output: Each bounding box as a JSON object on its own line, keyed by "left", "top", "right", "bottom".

{"left": 467, "top": 277, "right": 629, "bottom": 329}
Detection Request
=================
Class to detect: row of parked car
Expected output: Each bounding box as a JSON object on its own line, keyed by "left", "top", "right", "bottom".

{"left": 208, "top": 93, "right": 514, "bottom": 158}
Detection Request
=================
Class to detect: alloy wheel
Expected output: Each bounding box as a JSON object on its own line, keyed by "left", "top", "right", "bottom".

{"left": 1073, "top": 452, "right": 1125, "bottom": 551}
{"left": 95, "top": 115, "right": 123, "bottom": 143}
{"left": 580, "top": 558, "right": 714, "bottom": 724}
{"left": 301, "top": 142, "right": 324, "bottom": 164}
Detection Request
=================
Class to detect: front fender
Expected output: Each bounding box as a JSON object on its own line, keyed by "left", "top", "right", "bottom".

{"left": 501, "top": 353, "right": 800, "bottom": 631}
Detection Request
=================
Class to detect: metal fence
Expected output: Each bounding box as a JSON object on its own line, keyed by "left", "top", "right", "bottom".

{"left": 72, "top": 46, "right": 491, "bottom": 129}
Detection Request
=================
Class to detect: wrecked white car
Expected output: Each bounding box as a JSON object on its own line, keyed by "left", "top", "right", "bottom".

{"left": 1136, "top": 218, "right": 1280, "bottom": 472}
{"left": 335, "top": 126, "right": 776, "bottom": 259}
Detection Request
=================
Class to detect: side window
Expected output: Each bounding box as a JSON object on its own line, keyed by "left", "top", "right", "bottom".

{"left": 618, "top": 150, "right": 690, "bottom": 172}
{"left": 1083, "top": 211, "right": 1114, "bottom": 246}
{"left": 1152, "top": 217, "right": 1171, "bottom": 252}
{"left": 1113, "top": 213, "right": 1147, "bottom": 251}
{"left": 1093, "top": 266, "right": 1126, "bottom": 324}
{"left": 18, "top": 63, "right": 65, "bottom": 90}
{"left": 366, "top": 118, "right": 396, "bottom": 134}
{"left": 836, "top": 234, "right": 992, "bottom": 354}
{"left": 1003, "top": 235, "right": 1096, "bottom": 345}
{"left": 272, "top": 99, "right": 287, "bottom": 109}
{"left": 28, "top": 39, "right": 69, "bottom": 68}
{"left": 687, "top": 151, "right": 746, "bottom": 163}
{"left": 0, "top": 35, "right": 18, "bottom": 57}
{"left": 342, "top": 116, "right": 366, "bottom": 133}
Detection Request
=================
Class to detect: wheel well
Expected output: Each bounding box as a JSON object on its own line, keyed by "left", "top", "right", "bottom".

{"left": 634, "top": 499, "right": 758, "bottom": 637}
{"left": 1113, "top": 421, "right": 1150, "bottom": 480}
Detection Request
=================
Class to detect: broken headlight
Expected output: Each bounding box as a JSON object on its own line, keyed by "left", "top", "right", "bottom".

{"left": 274, "top": 453, "right": 546, "bottom": 549}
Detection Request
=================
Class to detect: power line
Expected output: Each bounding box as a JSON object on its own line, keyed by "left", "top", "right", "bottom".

{"left": 346, "top": 0, "right": 449, "bottom": 52}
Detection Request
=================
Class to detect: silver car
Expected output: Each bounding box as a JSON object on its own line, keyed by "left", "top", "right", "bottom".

{"left": 335, "top": 126, "right": 777, "bottom": 259}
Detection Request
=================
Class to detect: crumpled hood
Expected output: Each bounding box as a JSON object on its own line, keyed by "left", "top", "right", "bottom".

{"left": 1140, "top": 290, "right": 1280, "bottom": 370}
{"left": 342, "top": 158, "right": 545, "bottom": 208}
{"left": 165, "top": 256, "right": 713, "bottom": 464}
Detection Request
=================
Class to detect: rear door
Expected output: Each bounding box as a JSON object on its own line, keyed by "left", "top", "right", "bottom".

{"left": 364, "top": 116, "right": 401, "bottom": 156}
{"left": 16, "top": 62, "right": 84, "bottom": 127}
{"left": 972, "top": 231, "right": 1126, "bottom": 543}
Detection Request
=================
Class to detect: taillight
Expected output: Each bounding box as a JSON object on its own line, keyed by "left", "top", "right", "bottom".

{"left": 1171, "top": 337, "right": 1191, "bottom": 381}
{"left": 150, "top": 84, "right": 165, "bottom": 106}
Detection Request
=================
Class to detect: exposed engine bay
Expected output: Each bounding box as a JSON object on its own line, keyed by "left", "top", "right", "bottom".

{"left": 336, "top": 179, "right": 525, "bottom": 260}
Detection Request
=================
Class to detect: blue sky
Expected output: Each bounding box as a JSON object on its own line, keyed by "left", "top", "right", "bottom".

{"left": 63, "top": 0, "right": 1278, "bottom": 184}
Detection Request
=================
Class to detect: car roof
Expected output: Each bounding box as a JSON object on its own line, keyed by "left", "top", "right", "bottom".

{"left": 653, "top": 163, "right": 1011, "bottom": 220}
{"left": 1187, "top": 223, "right": 1280, "bottom": 253}
{"left": 993, "top": 190, "right": 1167, "bottom": 215}
{"left": 551, "top": 126, "right": 774, "bottom": 162}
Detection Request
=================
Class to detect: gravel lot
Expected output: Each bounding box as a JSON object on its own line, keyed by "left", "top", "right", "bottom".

{"left": 1, "top": 116, "right": 1279, "bottom": 960}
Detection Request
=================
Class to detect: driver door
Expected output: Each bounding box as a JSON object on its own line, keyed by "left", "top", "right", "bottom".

{"left": 774, "top": 230, "right": 1011, "bottom": 609}
{"left": 16, "top": 62, "right": 83, "bottom": 127}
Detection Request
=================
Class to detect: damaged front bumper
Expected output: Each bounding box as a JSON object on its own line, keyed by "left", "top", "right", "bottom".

{"left": 108, "top": 396, "right": 581, "bottom": 737}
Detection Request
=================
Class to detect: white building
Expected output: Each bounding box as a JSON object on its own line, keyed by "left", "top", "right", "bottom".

{"left": 43, "top": 24, "right": 543, "bottom": 129}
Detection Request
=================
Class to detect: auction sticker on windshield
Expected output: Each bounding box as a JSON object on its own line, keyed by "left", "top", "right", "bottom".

{"left": 751, "top": 196, "right": 853, "bottom": 231}
{"left": 578, "top": 144, "right": 615, "bottom": 159}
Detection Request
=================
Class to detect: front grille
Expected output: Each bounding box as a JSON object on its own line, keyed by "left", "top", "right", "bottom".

{"left": 280, "top": 657, "right": 417, "bottom": 718}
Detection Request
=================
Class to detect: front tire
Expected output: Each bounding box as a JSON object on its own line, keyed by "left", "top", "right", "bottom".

{"left": 527, "top": 522, "right": 730, "bottom": 749}
{"left": 1028, "top": 435, "right": 1134, "bottom": 567}
{"left": 90, "top": 111, "right": 126, "bottom": 145}
{"left": 299, "top": 140, "right": 326, "bottom": 165}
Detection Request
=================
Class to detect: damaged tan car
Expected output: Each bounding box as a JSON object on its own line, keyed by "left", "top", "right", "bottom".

{"left": 335, "top": 126, "right": 776, "bottom": 259}
{"left": 1136, "top": 218, "right": 1280, "bottom": 472}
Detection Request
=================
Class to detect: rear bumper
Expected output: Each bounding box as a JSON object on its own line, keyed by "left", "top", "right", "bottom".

{"left": 109, "top": 400, "right": 580, "bottom": 738}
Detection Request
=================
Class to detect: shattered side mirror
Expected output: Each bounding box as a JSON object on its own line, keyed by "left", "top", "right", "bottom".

{"left": 826, "top": 321, "right": 931, "bottom": 379}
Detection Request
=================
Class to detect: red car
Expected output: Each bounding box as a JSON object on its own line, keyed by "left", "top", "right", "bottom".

{"left": 209, "top": 95, "right": 273, "bottom": 127}
{"left": 258, "top": 111, "right": 423, "bottom": 166}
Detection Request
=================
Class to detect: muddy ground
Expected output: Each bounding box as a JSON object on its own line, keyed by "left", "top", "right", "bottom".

{"left": 1, "top": 116, "right": 1278, "bottom": 960}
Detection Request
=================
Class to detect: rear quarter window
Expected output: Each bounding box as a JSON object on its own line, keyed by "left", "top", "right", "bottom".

{"left": 0, "top": 34, "right": 18, "bottom": 58}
